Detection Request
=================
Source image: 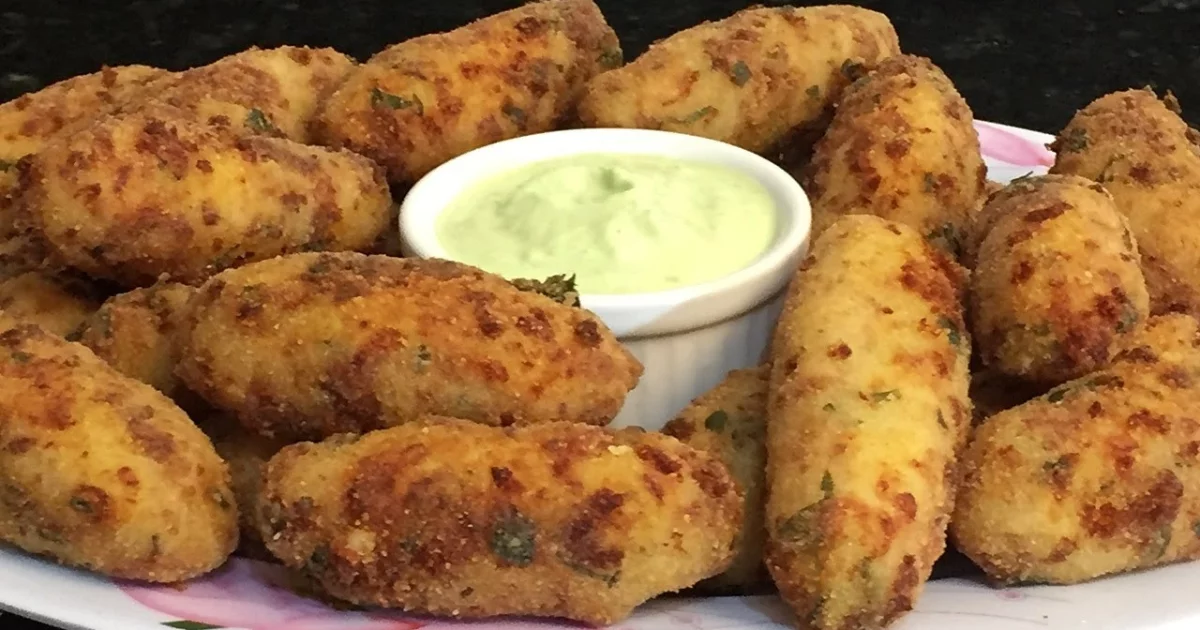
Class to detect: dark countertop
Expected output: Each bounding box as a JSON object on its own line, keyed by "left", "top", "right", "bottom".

{"left": 1, "top": 1, "right": 1198, "bottom": 629}
{"left": 2, "top": 0, "right": 1199, "bottom": 132}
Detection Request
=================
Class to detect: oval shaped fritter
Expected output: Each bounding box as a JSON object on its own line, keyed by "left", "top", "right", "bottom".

{"left": 1050, "top": 89, "right": 1200, "bottom": 316}
{"left": 662, "top": 365, "right": 770, "bottom": 595}
{"left": 577, "top": 5, "right": 899, "bottom": 155}
{"left": 970, "top": 174, "right": 1150, "bottom": 384}
{"left": 131, "top": 46, "right": 354, "bottom": 143}
{"left": 312, "top": 0, "right": 620, "bottom": 183}
{"left": 257, "top": 417, "right": 741, "bottom": 624}
{"left": 953, "top": 314, "right": 1200, "bottom": 586}
{"left": 0, "top": 314, "right": 237, "bottom": 581}
{"left": 766, "top": 215, "right": 971, "bottom": 630}
{"left": 77, "top": 282, "right": 197, "bottom": 397}
{"left": 21, "top": 103, "right": 392, "bottom": 286}
{"left": 805, "top": 54, "right": 986, "bottom": 258}
{"left": 177, "top": 252, "right": 642, "bottom": 441}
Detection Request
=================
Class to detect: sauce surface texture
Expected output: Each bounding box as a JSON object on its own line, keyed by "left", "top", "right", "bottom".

{"left": 436, "top": 153, "right": 777, "bottom": 294}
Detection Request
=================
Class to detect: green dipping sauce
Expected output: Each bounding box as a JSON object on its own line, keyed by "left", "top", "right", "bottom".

{"left": 435, "top": 153, "right": 778, "bottom": 294}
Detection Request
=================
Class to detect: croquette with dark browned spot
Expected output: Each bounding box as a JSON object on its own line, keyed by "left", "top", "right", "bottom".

{"left": 970, "top": 174, "right": 1149, "bottom": 384}
{"left": 0, "top": 313, "right": 236, "bottom": 581}
{"left": 578, "top": 5, "right": 899, "bottom": 155}
{"left": 258, "top": 417, "right": 741, "bottom": 624}
{"left": 766, "top": 215, "right": 971, "bottom": 630}
{"left": 663, "top": 365, "right": 771, "bottom": 595}
{"left": 78, "top": 282, "right": 196, "bottom": 397}
{"left": 953, "top": 314, "right": 1200, "bottom": 585}
{"left": 177, "top": 253, "right": 642, "bottom": 441}
{"left": 312, "top": 0, "right": 619, "bottom": 183}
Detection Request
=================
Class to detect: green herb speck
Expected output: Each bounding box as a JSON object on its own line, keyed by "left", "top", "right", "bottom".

{"left": 704, "top": 409, "right": 728, "bottom": 432}
{"left": 245, "top": 108, "right": 279, "bottom": 135}
{"left": 820, "top": 471, "right": 834, "bottom": 497}
{"left": 490, "top": 506, "right": 536, "bottom": 567}
{"left": 840, "top": 59, "right": 865, "bottom": 81}
{"left": 777, "top": 502, "right": 820, "bottom": 544}
{"left": 671, "top": 105, "right": 716, "bottom": 125}
{"left": 1043, "top": 455, "right": 1073, "bottom": 475}
{"left": 938, "top": 315, "right": 963, "bottom": 347}
{"left": 936, "top": 409, "right": 948, "bottom": 429}
{"left": 730, "top": 60, "right": 752, "bottom": 86}
{"left": 598, "top": 49, "right": 623, "bottom": 69}
{"left": 559, "top": 551, "right": 621, "bottom": 586}
{"left": 0, "top": 159, "right": 13, "bottom": 172}
{"left": 69, "top": 496, "right": 92, "bottom": 513}
{"left": 510, "top": 274, "right": 580, "bottom": 307}
{"left": 922, "top": 172, "right": 937, "bottom": 193}
{"left": 1117, "top": 304, "right": 1141, "bottom": 333}
{"left": 414, "top": 344, "right": 432, "bottom": 373}
{"left": 1056, "top": 128, "right": 1088, "bottom": 153}
{"left": 1192, "top": 520, "right": 1200, "bottom": 538}
{"left": 502, "top": 102, "right": 528, "bottom": 129}
{"left": 822, "top": 402, "right": 836, "bottom": 412}
{"left": 371, "top": 87, "right": 423, "bottom": 114}
{"left": 805, "top": 85, "right": 821, "bottom": 100}
{"left": 870, "top": 389, "right": 899, "bottom": 403}
{"left": 928, "top": 224, "right": 963, "bottom": 258}
{"left": 10, "top": 350, "right": 32, "bottom": 364}
{"left": 1144, "top": 525, "right": 1172, "bottom": 562}
{"left": 1047, "top": 387, "right": 1069, "bottom": 403}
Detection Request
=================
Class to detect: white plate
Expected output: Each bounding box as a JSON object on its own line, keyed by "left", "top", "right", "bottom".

{"left": 5, "top": 121, "right": 1199, "bottom": 630}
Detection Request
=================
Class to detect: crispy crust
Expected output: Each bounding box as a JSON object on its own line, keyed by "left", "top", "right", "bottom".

{"left": 765, "top": 215, "right": 971, "bottom": 630}
{"left": 577, "top": 5, "right": 899, "bottom": 154}
{"left": 177, "top": 253, "right": 642, "bottom": 441}
{"left": 257, "top": 417, "right": 742, "bottom": 624}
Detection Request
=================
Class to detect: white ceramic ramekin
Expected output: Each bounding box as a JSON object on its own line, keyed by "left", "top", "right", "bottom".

{"left": 398, "top": 128, "right": 811, "bottom": 430}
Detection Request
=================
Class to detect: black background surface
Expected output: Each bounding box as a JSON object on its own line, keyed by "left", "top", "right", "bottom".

{"left": 2, "top": 1, "right": 1198, "bottom": 628}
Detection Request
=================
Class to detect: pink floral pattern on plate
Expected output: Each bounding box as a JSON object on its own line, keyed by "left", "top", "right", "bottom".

{"left": 975, "top": 120, "right": 1054, "bottom": 167}
{"left": 121, "top": 559, "right": 423, "bottom": 630}
{"left": 120, "top": 559, "right": 771, "bottom": 630}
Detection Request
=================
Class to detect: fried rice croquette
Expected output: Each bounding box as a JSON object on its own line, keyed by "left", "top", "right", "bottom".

{"left": 0, "top": 313, "right": 237, "bottom": 581}
{"left": 257, "top": 417, "right": 742, "bottom": 624}
{"left": 0, "top": 65, "right": 168, "bottom": 263}
{"left": 0, "top": 271, "right": 105, "bottom": 338}
{"left": 576, "top": 5, "right": 899, "bottom": 155}
{"left": 311, "top": 0, "right": 620, "bottom": 183}
{"left": 21, "top": 103, "right": 392, "bottom": 286}
{"left": 0, "top": 64, "right": 167, "bottom": 165}
{"left": 1050, "top": 89, "right": 1200, "bottom": 316}
{"left": 662, "top": 365, "right": 770, "bottom": 595}
{"left": 196, "top": 411, "right": 287, "bottom": 560}
{"left": 77, "top": 282, "right": 196, "bottom": 397}
{"left": 805, "top": 55, "right": 985, "bottom": 256}
{"left": 766, "top": 215, "right": 971, "bottom": 630}
{"left": 970, "top": 174, "right": 1149, "bottom": 384}
{"left": 177, "top": 252, "right": 642, "bottom": 441}
{"left": 135, "top": 46, "right": 354, "bottom": 143}
{"left": 952, "top": 314, "right": 1200, "bottom": 585}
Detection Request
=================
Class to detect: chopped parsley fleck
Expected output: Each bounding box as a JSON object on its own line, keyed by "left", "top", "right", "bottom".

{"left": 671, "top": 106, "right": 716, "bottom": 125}
{"left": 704, "top": 409, "right": 728, "bottom": 432}
{"left": 371, "top": 87, "right": 424, "bottom": 115}
{"left": 245, "top": 108, "right": 280, "bottom": 134}
{"left": 729, "top": 60, "right": 752, "bottom": 86}
{"left": 490, "top": 506, "right": 536, "bottom": 567}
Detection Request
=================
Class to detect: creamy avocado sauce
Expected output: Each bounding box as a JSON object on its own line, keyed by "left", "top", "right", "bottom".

{"left": 435, "top": 153, "right": 777, "bottom": 294}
